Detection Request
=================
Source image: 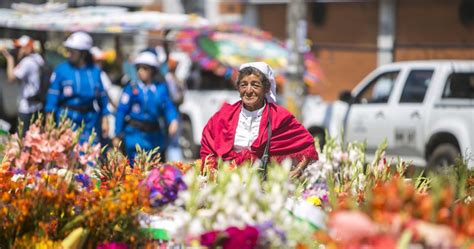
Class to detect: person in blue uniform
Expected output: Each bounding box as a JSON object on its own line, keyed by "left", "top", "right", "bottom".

{"left": 44, "top": 32, "right": 110, "bottom": 144}
{"left": 113, "top": 51, "right": 178, "bottom": 163}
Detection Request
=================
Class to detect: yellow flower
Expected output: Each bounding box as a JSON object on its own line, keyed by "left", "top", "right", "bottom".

{"left": 306, "top": 196, "right": 322, "bottom": 206}
{"left": 34, "top": 239, "right": 59, "bottom": 249}
{"left": 190, "top": 239, "right": 201, "bottom": 247}
{"left": 61, "top": 227, "right": 88, "bottom": 249}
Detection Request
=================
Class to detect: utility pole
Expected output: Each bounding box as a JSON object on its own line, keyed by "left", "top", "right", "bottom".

{"left": 377, "top": 0, "right": 395, "bottom": 66}
{"left": 163, "top": 0, "right": 184, "bottom": 14}
{"left": 284, "top": 0, "right": 307, "bottom": 121}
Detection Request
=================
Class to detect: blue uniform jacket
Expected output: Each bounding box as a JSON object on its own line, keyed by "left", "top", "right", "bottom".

{"left": 45, "top": 61, "right": 109, "bottom": 143}
{"left": 115, "top": 80, "right": 178, "bottom": 158}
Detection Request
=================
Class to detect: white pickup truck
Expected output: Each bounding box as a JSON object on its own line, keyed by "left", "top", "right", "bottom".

{"left": 303, "top": 60, "right": 474, "bottom": 169}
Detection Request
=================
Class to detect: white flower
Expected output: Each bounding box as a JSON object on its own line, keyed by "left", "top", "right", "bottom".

{"left": 349, "top": 149, "right": 360, "bottom": 162}
{"left": 465, "top": 196, "right": 472, "bottom": 204}
{"left": 11, "top": 174, "right": 25, "bottom": 182}
{"left": 333, "top": 149, "right": 343, "bottom": 162}
{"left": 188, "top": 219, "right": 204, "bottom": 236}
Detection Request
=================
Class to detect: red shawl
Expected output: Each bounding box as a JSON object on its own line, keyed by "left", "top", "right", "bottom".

{"left": 200, "top": 101, "right": 318, "bottom": 166}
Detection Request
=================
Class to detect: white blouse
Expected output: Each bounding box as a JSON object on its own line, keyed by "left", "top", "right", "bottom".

{"left": 233, "top": 104, "right": 266, "bottom": 152}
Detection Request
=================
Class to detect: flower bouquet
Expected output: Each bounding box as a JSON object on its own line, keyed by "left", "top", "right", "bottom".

{"left": 167, "top": 161, "right": 320, "bottom": 248}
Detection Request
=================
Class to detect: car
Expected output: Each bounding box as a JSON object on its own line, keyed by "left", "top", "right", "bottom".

{"left": 303, "top": 60, "right": 474, "bottom": 169}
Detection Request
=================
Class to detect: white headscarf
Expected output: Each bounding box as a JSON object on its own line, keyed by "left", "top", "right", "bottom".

{"left": 239, "top": 62, "right": 277, "bottom": 103}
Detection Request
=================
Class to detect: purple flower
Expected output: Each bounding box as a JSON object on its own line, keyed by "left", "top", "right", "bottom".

{"left": 255, "top": 221, "right": 286, "bottom": 244}
{"left": 75, "top": 173, "right": 91, "bottom": 188}
{"left": 12, "top": 168, "right": 26, "bottom": 175}
{"left": 143, "top": 165, "right": 187, "bottom": 207}
{"left": 303, "top": 183, "right": 330, "bottom": 203}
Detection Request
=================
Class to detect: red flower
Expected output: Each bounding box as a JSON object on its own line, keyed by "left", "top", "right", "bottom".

{"left": 96, "top": 242, "right": 129, "bottom": 249}
{"left": 200, "top": 226, "right": 259, "bottom": 249}
{"left": 224, "top": 226, "right": 259, "bottom": 249}
{"left": 200, "top": 230, "right": 220, "bottom": 248}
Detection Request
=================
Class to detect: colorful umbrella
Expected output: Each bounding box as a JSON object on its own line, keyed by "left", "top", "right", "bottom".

{"left": 173, "top": 24, "right": 323, "bottom": 87}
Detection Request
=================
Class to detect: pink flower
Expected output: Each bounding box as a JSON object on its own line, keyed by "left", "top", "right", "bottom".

{"left": 14, "top": 151, "right": 30, "bottom": 169}
{"left": 144, "top": 166, "right": 187, "bottom": 207}
{"left": 376, "top": 152, "right": 387, "bottom": 173}
{"left": 96, "top": 242, "right": 129, "bottom": 249}
{"left": 200, "top": 226, "right": 259, "bottom": 249}
{"left": 4, "top": 134, "right": 20, "bottom": 162}
{"left": 50, "top": 139, "right": 66, "bottom": 153}
{"left": 328, "top": 211, "right": 377, "bottom": 243}
{"left": 58, "top": 129, "right": 74, "bottom": 148}
{"left": 415, "top": 221, "right": 455, "bottom": 248}
{"left": 200, "top": 230, "right": 219, "bottom": 247}
{"left": 30, "top": 146, "right": 44, "bottom": 164}
{"left": 75, "top": 142, "right": 101, "bottom": 166}
{"left": 224, "top": 226, "right": 259, "bottom": 249}
{"left": 52, "top": 152, "right": 68, "bottom": 168}
{"left": 24, "top": 123, "right": 42, "bottom": 147}
{"left": 368, "top": 235, "right": 397, "bottom": 249}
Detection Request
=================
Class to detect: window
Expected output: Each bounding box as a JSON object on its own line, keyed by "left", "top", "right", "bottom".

{"left": 355, "top": 71, "right": 399, "bottom": 104}
{"left": 442, "top": 73, "right": 474, "bottom": 99}
{"left": 400, "top": 70, "right": 434, "bottom": 103}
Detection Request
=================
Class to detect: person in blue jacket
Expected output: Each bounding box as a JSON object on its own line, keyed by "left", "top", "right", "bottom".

{"left": 113, "top": 51, "right": 178, "bottom": 163}
{"left": 44, "top": 32, "right": 110, "bottom": 144}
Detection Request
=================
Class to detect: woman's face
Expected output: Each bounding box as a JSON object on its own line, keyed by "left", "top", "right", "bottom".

{"left": 238, "top": 74, "right": 268, "bottom": 111}
{"left": 137, "top": 64, "right": 154, "bottom": 83}
{"left": 67, "top": 48, "right": 83, "bottom": 65}
{"left": 18, "top": 45, "right": 33, "bottom": 59}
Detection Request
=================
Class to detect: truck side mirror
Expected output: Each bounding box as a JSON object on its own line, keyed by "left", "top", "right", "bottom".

{"left": 339, "top": 90, "right": 353, "bottom": 103}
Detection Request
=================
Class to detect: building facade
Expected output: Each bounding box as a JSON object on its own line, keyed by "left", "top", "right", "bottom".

{"left": 254, "top": 0, "right": 474, "bottom": 100}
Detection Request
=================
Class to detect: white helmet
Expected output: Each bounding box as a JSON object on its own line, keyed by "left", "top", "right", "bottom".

{"left": 63, "top": 32, "right": 93, "bottom": 51}
{"left": 134, "top": 51, "right": 160, "bottom": 68}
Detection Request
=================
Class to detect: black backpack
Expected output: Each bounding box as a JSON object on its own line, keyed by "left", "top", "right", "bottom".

{"left": 27, "top": 62, "right": 53, "bottom": 105}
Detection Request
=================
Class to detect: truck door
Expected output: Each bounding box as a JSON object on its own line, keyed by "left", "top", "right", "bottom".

{"left": 345, "top": 71, "right": 400, "bottom": 154}
{"left": 389, "top": 69, "right": 435, "bottom": 165}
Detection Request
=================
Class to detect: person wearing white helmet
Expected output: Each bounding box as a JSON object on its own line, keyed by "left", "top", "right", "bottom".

{"left": 114, "top": 51, "right": 179, "bottom": 164}
{"left": 1, "top": 35, "right": 45, "bottom": 135}
{"left": 44, "top": 32, "right": 110, "bottom": 144}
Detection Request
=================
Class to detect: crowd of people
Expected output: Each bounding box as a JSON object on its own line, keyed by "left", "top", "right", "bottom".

{"left": 1, "top": 31, "right": 318, "bottom": 169}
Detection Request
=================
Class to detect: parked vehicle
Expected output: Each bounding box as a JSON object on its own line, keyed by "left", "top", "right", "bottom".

{"left": 303, "top": 60, "right": 474, "bottom": 169}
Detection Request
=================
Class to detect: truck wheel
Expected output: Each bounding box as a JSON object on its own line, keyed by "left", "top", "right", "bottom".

{"left": 427, "top": 143, "right": 460, "bottom": 171}
{"left": 179, "top": 119, "right": 199, "bottom": 160}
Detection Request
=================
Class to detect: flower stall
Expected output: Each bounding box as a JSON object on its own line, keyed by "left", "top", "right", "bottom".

{"left": 0, "top": 117, "right": 473, "bottom": 248}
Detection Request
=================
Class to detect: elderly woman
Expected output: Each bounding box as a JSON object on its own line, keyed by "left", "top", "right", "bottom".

{"left": 200, "top": 62, "right": 318, "bottom": 172}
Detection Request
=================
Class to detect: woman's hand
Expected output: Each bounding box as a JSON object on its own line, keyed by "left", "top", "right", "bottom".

{"left": 101, "top": 116, "right": 109, "bottom": 138}
{"left": 168, "top": 120, "right": 178, "bottom": 137}
{"left": 0, "top": 47, "right": 13, "bottom": 60}
{"left": 290, "top": 157, "right": 309, "bottom": 179}
{"left": 1, "top": 47, "right": 16, "bottom": 83}
{"left": 112, "top": 137, "right": 121, "bottom": 148}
